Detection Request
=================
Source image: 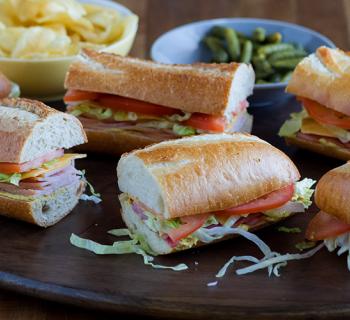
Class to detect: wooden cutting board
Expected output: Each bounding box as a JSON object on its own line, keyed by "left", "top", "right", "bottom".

{"left": 0, "top": 99, "right": 348, "bottom": 320}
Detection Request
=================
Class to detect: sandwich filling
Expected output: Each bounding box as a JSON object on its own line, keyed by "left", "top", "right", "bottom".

{"left": 306, "top": 211, "right": 350, "bottom": 271}
{"left": 279, "top": 98, "right": 350, "bottom": 151}
{"left": 64, "top": 89, "right": 252, "bottom": 137}
{"left": 120, "top": 178, "right": 315, "bottom": 253}
{"left": 0, "top": 149, "right": 86, "bottom": 198}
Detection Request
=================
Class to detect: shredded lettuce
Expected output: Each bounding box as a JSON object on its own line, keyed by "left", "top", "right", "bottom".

{"left": 278, "top": 109, "right": 308, "bottom": 137}
{"left": 0, "top": 172, "right": 21, "bottom": 186}
{"left": 70, "top": 103, "right": 113, "bottom": 120}
{"left": 324, "top": 233, "right": 350, "bottom": 271}
{"left": 295, "top": 241, "right": 317, "bottom": 251}
{"left": 166, "top": 112, "right": 192, "bottom": 122}
{"left": 78, "top": 170, "right": 102, "bottom": 203}
{"left": 70, "top": 232, "right": 188, "bottom": 271}
{"left": 172, "top": 124, "right": 196, "bottom": 136}
{"left": 292, "top": 178, "right": 316, "bottom": 208}
{"left": 277, "top": 226, "right": 301, "bottom": 234}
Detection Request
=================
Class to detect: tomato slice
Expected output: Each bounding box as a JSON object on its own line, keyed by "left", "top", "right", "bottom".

{"left": 0, "top": 149, "right": 64, "bottom": 174}
{"left": 166, "top": 214, "right": 209, "bottom": 243}
{"left": 183, "top": 113, "right": 226, "bottom": 132}
{"left": 306, "top": 211, "right": 350, "bottom": 241}
{"left": 302, "top": 98, "right": 350, "bottom": 130}
{"left": 97, "top": 94, "right": 179, "bottom": 117}
{"left": 64, "top": 89, "right": 100, "bottom": 102}
{"left": 217, "top": 184, "right": 295, "bottom": 217}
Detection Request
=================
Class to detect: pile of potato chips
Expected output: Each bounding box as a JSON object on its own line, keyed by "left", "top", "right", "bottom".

{"left": 0, "top": 0, "right": 133, "bottom": 59}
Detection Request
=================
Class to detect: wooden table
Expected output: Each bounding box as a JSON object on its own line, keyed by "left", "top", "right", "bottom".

{"left": 1, "top": 0, "right": 350, "bottom": 318}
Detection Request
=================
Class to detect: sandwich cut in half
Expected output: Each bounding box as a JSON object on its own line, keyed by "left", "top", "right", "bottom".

{"left": 63, "top": 49, "right": 255, "bottom": 155}
{"left": 117, "top": 133, "right": 315, "bottom": 255}
{"left": 306, "top": 162, "right": 350, "bottom": 270}
{"left": 279, "top": 46, "right": 350, "bottom": 160}
{"left": 0, "top": 98, "right": 88, "bottom": 227}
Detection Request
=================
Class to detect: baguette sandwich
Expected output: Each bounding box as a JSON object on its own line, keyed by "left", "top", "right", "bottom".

{"left": 117, "top": 133, "right": 315, "bottom": 255}
{"left": 0, "top": 98, "right": 88, "bottom": 227}
{"left": 279, "top": 46, "right": 350, "bottom": 160}
{"left": 306, "top": 162, "right": 350, "bottom": 270}
{"left": 64, "top": 49, "right": 255, "bottom": 155}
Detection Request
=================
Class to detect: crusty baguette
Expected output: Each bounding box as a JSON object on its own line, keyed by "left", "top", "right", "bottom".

{"left": 286, "top": 46, "right": 350, "bottom": 116}
{"left": 285, "top": 136, "right": 350, "bottom": 161}
{"left": 120, "top": 195, "right": 284, "bottom": 255}
{"left": 64, "top": 49, "right": 255, "bottom": 117}
{"left": 0, "top": 98, "right": 87, "bottom": 163}
{"left": 315, "top": 162, "right": 350, "bottom": 224}
{"left": 117, "top": 133, "right": 300, "bottom": 219}
{"left": 0, "top": 181, "right": 85, "bottom": 227}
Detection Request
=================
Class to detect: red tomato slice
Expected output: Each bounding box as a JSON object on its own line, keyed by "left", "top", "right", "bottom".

{"left": 302, "top": 98, "right": 350, "bottom": 130}
{"left": 97, "top": 94, "right": 179, "bottom": 117}
{"left": 306, "top": 211, "right": 350, "bottom": 241}
{"left": 64, "top": 89, "right": 99, "bottom": 102}
{"left": 0, "top": 149, "right": 64, "bottom": 174}
{"left": 167, "top": 214, "right": 209, "bottom": 243}
{"left": 217, "top": 184, "right": 295, "bottom": 217}
{"left": 183, "top": 113, "right": 226, "bottom": 132}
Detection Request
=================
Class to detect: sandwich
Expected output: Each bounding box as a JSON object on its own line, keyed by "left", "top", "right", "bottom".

{"left": 117, "top": 133, "right": 315, "bottom": 255}
{"left": 306, "top": 162, "right": 350, "bottom": 270}
{"left": 0, "top": 98, "right": 88, "bottom": 227}
{"left": 0, "top": 71, "right": 20, "bottom": 98}
{"left": 279, "top": 46, "right": 350, "bottom": 160}
{"left": 63, "top": 49, "right": 255, "bottom": 155}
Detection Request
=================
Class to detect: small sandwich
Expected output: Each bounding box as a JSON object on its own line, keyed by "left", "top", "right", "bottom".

{"left": 279, "top": 46, "right": 350, "bottom": 160}
{"left": 117, "top": 133, "right": 315, "bottom": 255}
{"left": 64, "top": 49, "right": 255, "bottom": 155}
{"left": 306, "top": 162, "right": 350, "bottom": 270}
{"left": 0, "top": 98, "right": 88, "bottom": 227}
{"left": 0, "top": 71, "right": 20, "bottom": 98}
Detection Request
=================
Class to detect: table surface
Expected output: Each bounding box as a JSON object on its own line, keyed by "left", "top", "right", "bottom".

{"left": 1, "top": 0, "right": 350, "bottom": 318}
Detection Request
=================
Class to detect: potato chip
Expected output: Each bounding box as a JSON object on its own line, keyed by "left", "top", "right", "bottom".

{"left": 0, "top": 0, "right": 132, "bottom": 59}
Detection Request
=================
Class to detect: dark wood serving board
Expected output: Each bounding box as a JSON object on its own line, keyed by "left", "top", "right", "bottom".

{"left": 0, "top": 98, "right": 348, "bottom": 319}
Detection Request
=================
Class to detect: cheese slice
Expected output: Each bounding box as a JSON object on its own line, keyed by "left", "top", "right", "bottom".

{"left": 301, "top": 118, "right": 337, "bottom": 138}
{"left": 21, "top": 154, "right": 86, "bottom": 180}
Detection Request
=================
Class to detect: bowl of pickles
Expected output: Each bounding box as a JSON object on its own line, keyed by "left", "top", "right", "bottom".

{"left": 151, "top": 18, "right": 335, "bottom": 106}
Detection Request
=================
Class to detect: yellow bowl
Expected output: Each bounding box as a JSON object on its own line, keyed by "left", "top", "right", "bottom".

{"left": 0, "top": 0, "right": 138, "bottom": 101}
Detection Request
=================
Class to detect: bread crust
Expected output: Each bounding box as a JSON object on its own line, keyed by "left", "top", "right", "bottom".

{"left": 65, "top": 49, "right": 254, "bottom": 116}
{"left": 315, "top": 163, "right": 350, "bottom": 224}
{"left": 285, "top": 136, "right": 350, "bottom": 161}
{"left": 0, "top": 181, "right": 85, "bottom": 227}
{"left": 0, "top": 98, "right": 87, "bottom": 163}
{"left": 286, "top": 46, "right": 350, "bottom": 116}
{"left": 75, "top": 128, "right": 174, "bottom": 156}
{"left": 119, "top": 133, "right": 300, "bottom": 219}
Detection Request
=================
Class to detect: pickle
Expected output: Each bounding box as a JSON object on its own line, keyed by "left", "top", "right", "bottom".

{"left": 203, "top": 36, "right": 229, "bottom": 63}
{"left": 271, "top": 57, "right": 303, "bottom": 69}
{"left": 268, "top": 49, "right": 307, "bottom": 63}
{"left": 266, "top": 32, "right": 282, "bottom": 43}
{"left": 252, "top": 27, "right": 266, "bottom": 42}
{"left": 240, "top": 40, "right": 253, "bottom": 63}
{"left": 257, "top": 43, "right": 294, "bottom": 55}
{"left": 224, "top": 28, "right": 240, "bottom": 60}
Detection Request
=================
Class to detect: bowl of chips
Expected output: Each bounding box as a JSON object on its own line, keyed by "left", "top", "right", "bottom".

{"left": 0, "top": 0, "right": 138, "bottom": 100}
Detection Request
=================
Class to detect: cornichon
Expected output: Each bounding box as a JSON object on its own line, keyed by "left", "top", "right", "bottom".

{"left": 203, "top": 26, "right": 308, "bottom": 84}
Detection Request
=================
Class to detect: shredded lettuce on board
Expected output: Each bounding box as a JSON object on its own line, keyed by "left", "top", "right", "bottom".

{"left": 78, "top": 170, "right": 102, "bottom": 203}
{"left": 70, "top": 232, "right": 188, "bottom": 271}
{"left": 277, "top": 226, "right": 302, "bottom": 234}
{"left": 324, "top": 233, "right": 350, "bottom": 271}
{"left": 295, "top": 241, "right": 317, "bottom": 251}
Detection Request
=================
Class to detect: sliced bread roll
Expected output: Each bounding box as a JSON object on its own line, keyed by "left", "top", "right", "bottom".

{"left": 117, "top": 133, "right": 300, "bottom": 219}
{"left": 0, "top": 98, "right": 87, "bottom": 163}
{"left": 65, "top": 49, "right": 255, "bottom": 117}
